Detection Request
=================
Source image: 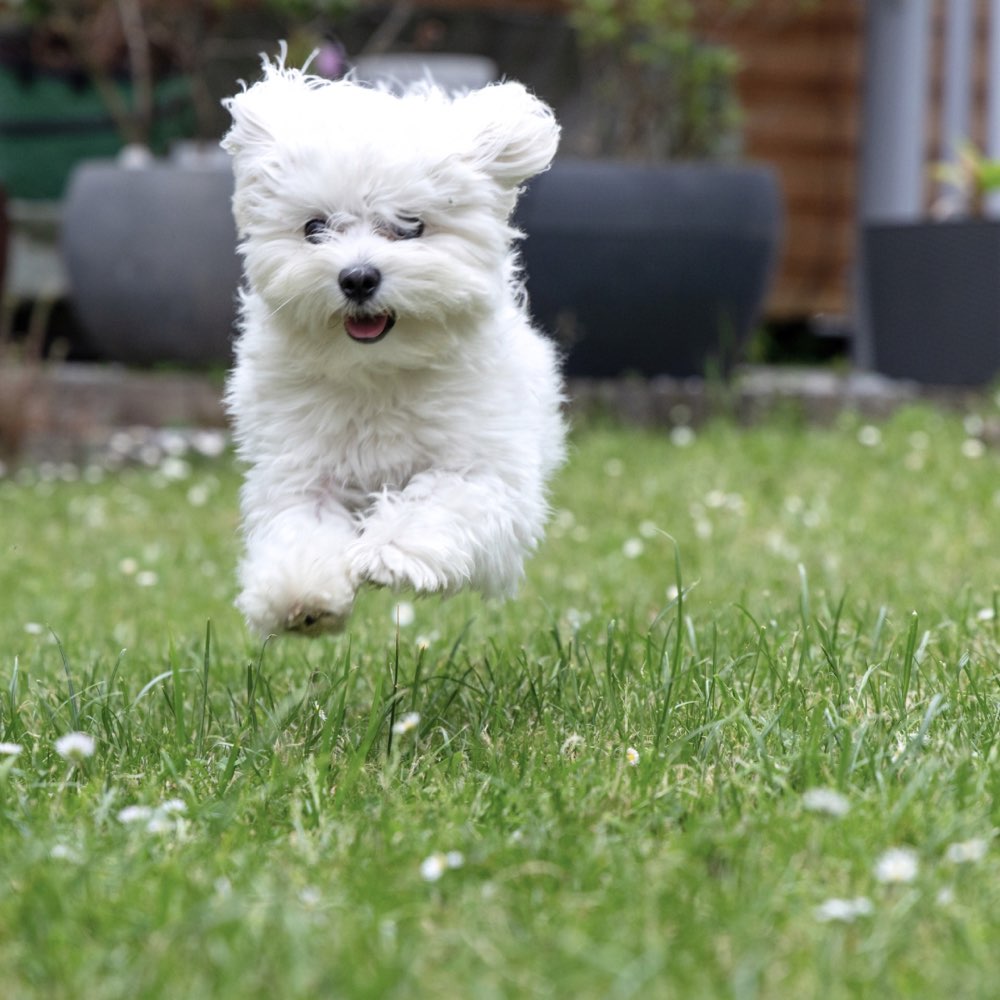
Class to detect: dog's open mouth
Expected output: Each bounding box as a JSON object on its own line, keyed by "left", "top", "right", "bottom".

{"left": 344, "top": 313, "right": 396, "bottom": 343}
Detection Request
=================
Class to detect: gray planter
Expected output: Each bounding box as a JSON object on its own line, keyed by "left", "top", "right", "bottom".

{"left": 61, "top": 147, "right": 240, "bottom": 367}
{"left": 863, "top": 219, "right": 1000, "bottom": 386}
{"left": 515, "top": 160, "right": 782, "bottom": 378}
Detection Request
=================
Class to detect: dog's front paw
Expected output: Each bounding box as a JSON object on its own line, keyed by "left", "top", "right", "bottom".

{"left": 237, "top": 577, "right": 355, "bottom": 638}
{"left": 349, "top": 540, "right": 462, "bottom": 594}
{"left": 283, "top": 601, "right": 351, "bottom": 636}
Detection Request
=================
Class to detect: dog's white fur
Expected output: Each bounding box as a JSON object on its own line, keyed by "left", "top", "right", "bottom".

{"left": 221, "top": 57, "right": 566, "bottom": 636}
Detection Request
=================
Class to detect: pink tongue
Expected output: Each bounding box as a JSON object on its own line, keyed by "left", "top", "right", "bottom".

{"left": 345, "top": 315, "right": 389, "bottom": 340}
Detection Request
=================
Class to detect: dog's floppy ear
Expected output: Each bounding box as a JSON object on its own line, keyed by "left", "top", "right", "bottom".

{"left": 221, "top": 50, "right": 315, "bottom": 161}
{"left": 221, "top": 86, "right": 274, "bottom": 160}
{"left": 220, "top": 72, "right": 296, "bottom": 161}
{"left": 457, "top": 82, "right": 560, "bottom": 188}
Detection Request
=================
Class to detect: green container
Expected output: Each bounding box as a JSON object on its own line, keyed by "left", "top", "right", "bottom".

{"left": 0, "top": 70, "right": 195, "bottom": 199}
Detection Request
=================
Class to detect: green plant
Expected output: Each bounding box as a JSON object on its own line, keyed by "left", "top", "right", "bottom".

{"left": 12, "top": 0, "right": 355, "bottom": 145}
{"left": 933, "top": 140, "right": 1000, "bottom": 217}
{"left": 568, "top": 0, "right": 742, "bottom": 159}
{"left": 17, "top": 0, "right": 212, "bottom": 144}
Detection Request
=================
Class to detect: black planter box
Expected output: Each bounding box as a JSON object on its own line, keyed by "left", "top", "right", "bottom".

{"left": 864, "top": 219, "right": 1000, "bottom": 386}
{"left": 515, "top": 160, "right": 782, "bottom": 378}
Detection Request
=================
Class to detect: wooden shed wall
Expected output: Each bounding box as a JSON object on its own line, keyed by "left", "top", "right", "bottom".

{"left": 696, "top": 1, "right": 864, "bottom": 320}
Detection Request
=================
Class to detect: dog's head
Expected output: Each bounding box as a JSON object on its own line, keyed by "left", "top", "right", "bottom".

{"left": 222, "top": 57, "right": 559, "bottom": 360}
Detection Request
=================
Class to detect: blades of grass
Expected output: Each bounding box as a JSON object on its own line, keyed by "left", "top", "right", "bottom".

{"left": 870, "top": 604, "right": 889, "bottom": 660}
{"left": 217, "top": 736, "right": 242, "bottom": 796}
{"left": 313, "top": 688, "right": 341, "bottom": 800}
{"left": 817, "top": 592, "right": 848, "bottom": 701}
{"left": 51, "top": 631, "right": 79, "bottom": 731}
{"left": 246, "top": 638, "right": 273, "bottom": 736}
{"left": 410, "top": 640, "right": 427, "bottom": 718}
{"left": 170, "top": 638, "right": 188, "bottom": 748}
{"left": 734, "top": 603, "right": 782, "bottom": 701}
{"left": 5, "top": 656, "right": 21, "bottom": 742}
{"left": 603, "top": 617, "right": 621, "bottom": 722}
{"left": 855, "top": 661, "right": 882, "bottom": 718}
{"left": 796, "top": 563, "right": 814, "bottom": 677}
{"left": 387, "top": 612, "right": 402, "bottom": 756}
{"left": 653, "top": 538, "right": 689, "bottom": 749}
{"left": 331, "top": 636, "right": 355, "bottom": 735}
{"left": 133, "top": 670, "right": 175, "bottom": 705}
{"left": 898, "top": 610, "right": 920, "bottom": 716}
{"left": 670, "top": 535, "right": 685, "bottom": 682}
{"left": 443, "top": 620, "right": 475, "bottom": 672}
{"left": 337, "top": 670, "right": 386, "bottom": 801}
{"left": 891, "top": 692, "right": 948, "bottom": 777}
{"left": 197, "top": 621, "right": 212, "bottom": 756}
{"left": 517, "top": 647, "right": 543, "bottom": 718}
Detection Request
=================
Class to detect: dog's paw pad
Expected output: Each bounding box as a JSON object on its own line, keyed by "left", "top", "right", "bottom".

{"left": 284, "top": 603, "right": 349, "bottom": 636}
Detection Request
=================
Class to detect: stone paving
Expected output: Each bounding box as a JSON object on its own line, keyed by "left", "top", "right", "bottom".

{"left": 2, "top": 361, "right": 998, "bottom": 466}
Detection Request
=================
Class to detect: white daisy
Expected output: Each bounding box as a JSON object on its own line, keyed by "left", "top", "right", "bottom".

{"left": 670, "top": 426, "right": 695, "bottom": 448}
{"left": 391, "top": 712, "right": 421, "bottom": 736}
{"left": 420, "top": 853, "right": 446, "bottom": 882}
{"left": 392, "top": 602, "right": 416, "bottom": 628}
{"left": 420, "top": 850, "right": 464, "bottom": 882}
{"left": 117, "top": 805, "right": 155, "bottom": 825}
{"left": 815, "top": 896, "right": 874, "bottom": 923}
{"left": 873, "top": 846, "right": 919, "bottom": 884}
{"left": 622, "top": 538, "right": 644, "bottom": 559}
{"left": 944, "top": 838, "right": 989, "bottom": 864}
{"left": 857, "top": 424, "right": 882, "bottom": 447}
{"left": 802, "top": 787, "right": 850, "bottom": 818}
{"left": 54, "top": 732, "right": 96, "bottom": 763}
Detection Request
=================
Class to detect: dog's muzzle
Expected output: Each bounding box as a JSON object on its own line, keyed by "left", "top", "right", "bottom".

{"left": 339, "top": 264, "right": 394, "bottom": 342}
{"left": 339, "top": 264, "right": 381, "bottom": 303}
{"left": 344, "top": 312, "right": 396, "bottom": 342}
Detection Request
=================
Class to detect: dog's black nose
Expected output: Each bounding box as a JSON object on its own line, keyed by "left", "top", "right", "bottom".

{"left": 339, "top": 264, "right": 381, "bottom": 303}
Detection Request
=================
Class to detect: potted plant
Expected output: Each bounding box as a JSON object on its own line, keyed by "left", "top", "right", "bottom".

{"left": 863, "top": 142, "right": 1000, "bottom": 386}
{"left": 13, "top": 0, "right": 347, "bottom": 367}
{"left": 513, "top": 0, "right": 784, "bottom": 378}
{"left": 6, "top": 0, "right": 238, "bottom": 365}
{"left": 0, "top": 5, "right": 198, "bottom": 201}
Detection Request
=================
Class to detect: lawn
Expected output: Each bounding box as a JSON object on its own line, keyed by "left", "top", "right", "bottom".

{"left": 0, "top": 403, "right": 998, "bottom": 998}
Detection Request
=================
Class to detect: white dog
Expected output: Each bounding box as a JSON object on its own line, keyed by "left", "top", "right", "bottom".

{"left": 221, "top": 56, "right": 566, "bottom": 636}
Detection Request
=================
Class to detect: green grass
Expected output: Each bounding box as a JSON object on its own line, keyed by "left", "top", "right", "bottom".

{"left": 1, "top": 404, "right": 999, "bottom": 998}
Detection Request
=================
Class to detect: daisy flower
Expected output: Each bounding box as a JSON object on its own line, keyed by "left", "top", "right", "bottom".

{"left": 392, "top": 602, "right": 416, "bottom": 627}
{"left": 944, "top": 838, "right": 989, "bottom": 864}
{"left": 815, "top": 897, "right": 874, "bottom": 923}
{"left": 420, "top": 850, "right": 464, "bottom": 882}
{"left": 873, "top": 846, "right": 919, "bottom": 884}
{"left": 802, "top": 787, "right": 850, "bottom": 818}
{"left": 391, "top": 712, "right": 421, "bottom": 736}
{"left": 55, "top": 732, "right": 96, "bottom": 763}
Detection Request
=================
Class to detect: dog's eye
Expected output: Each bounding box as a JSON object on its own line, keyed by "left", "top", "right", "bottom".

{"left": 304, "top": 218, "right": 328, "bottom": 244}
{"left": 381, "top": 217, "right": 424, "bottom": 241}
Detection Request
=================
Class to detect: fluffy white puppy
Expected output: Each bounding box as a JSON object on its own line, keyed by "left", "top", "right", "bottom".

{"left": 221, "top": 56, "right": 566, "bottom": 636}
